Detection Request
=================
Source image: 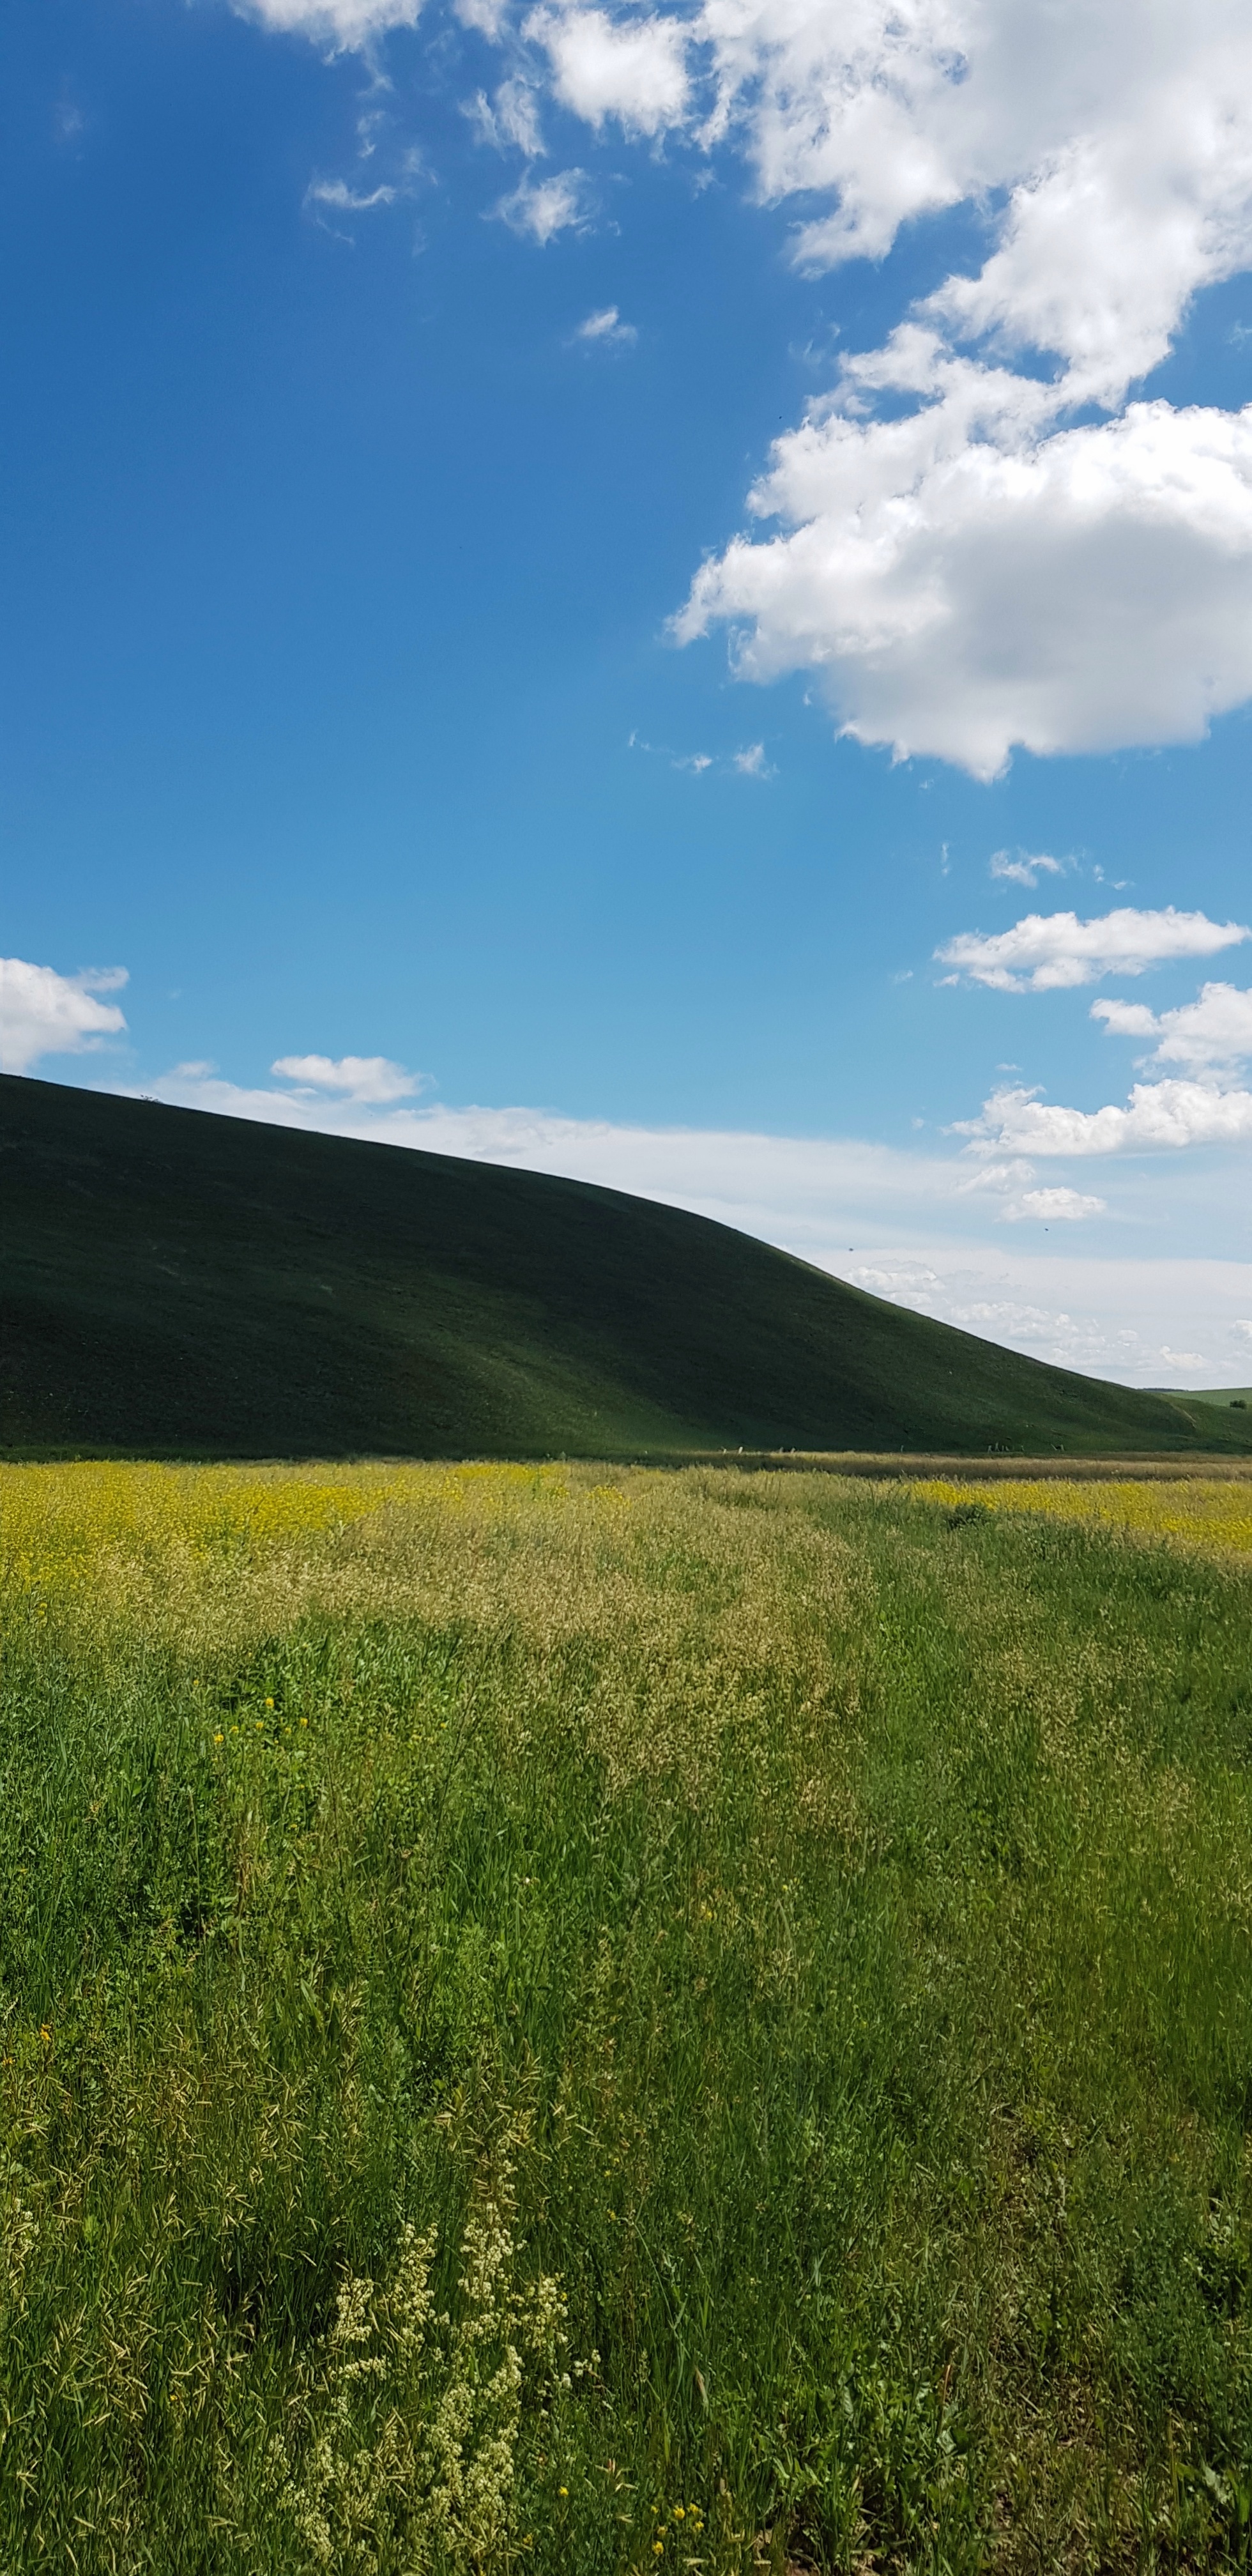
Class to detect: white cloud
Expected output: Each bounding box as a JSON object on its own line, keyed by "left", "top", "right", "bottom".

{"left": 630, "top": 729, "right": 770, "bottom": 774}
{"left": 270, "top": 1052, "right": 423, "bottom": 1103}
{"left": 1234, "top": 1319, "right": 1252, "bottom": 1344}
{"left": 953, "top": 1156, "right": 1104, "bottom": 1222}
{"left": 304, "top": 176, "right": 399, "bottom": 218}
{"left": 507, "top": 0, "right": 1252, "bottom": 396}
{"left": 674, "top": 389, "right": 1252, "bottom": 778}
{"left": 523, "top": 5, "right": 690, "bottom": 137}
{"left": 708, "top": 0, "right": 1252, "bottom": 370}
{"left": 936, "top": 905, "right": 1248, "bottom": 993}
{"left": 237, "top": 0, "right": 421, "bottom": 45}
{"left": 836, "top": 1260, "right": 1252, "bottom": 1386}
{"left": 989, "top": 849, "right": 1066, "bottom": 888}
{"left": 0, "top": 958, "right": 128, "bottom": 1076}
{"left": 1008, "top": 1186, "right": 1108, "bottom": 1222}
{"left": 454, "top": 0, "right": 510, "bottom": 33}
{"left": 234, "top": 0, "right": 1252, "bottom": 765}
{"left": 574, "top": 304, "right": 637, "bottom": 344}
{"left": 959, "top": 1077, "right": 1252, "bottom": 1156}
{"left": 1092, "top": 980, "right": 1252, "bottom": 1070}
{"left": 493, "top": 167, "right": 591, "bottom": 240}
{"left": 507, "top": 1, "right": 1252, "bottom": 769}
{"left": 465, "top": 78, "right": 546, "bottom": 155}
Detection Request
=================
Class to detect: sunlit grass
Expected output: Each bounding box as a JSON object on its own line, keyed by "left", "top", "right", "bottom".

{"left": 913, "top": 1472, "right": 1252, "bottom": 1560}
{"left": 3, "top": 1461, "right": 1252, "bottom": 2569}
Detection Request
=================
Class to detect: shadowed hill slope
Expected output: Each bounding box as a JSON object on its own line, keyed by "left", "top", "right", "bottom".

{"left": 3, "top": 1076, "right": 1246, "bottom": 1460}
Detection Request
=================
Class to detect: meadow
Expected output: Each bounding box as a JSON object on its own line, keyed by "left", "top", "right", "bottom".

{"left": 3, "top": 1458, "right": 1252, "bottom": 2573}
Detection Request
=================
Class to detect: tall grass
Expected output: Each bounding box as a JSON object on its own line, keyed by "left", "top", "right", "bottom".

{"left": 3, "top": 1461, "right": 1252, "bottom": 2571}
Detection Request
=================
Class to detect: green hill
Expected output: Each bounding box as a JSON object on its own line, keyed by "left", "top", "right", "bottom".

{"left": 3, "top": 1074, "right": 1247, "bottom": 1461}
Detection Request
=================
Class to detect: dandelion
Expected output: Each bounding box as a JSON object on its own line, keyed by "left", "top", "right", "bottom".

{"left": 213, "top": 1731, "right": 223, "bottom": 1745}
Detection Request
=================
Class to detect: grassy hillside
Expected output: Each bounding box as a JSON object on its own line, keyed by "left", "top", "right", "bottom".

{"left": 3, "top": 1073, "right": 1247, "bottom": 1459}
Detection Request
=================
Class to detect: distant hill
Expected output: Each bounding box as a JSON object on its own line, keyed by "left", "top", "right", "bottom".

{"left": 3, "top": 1075, "right": 1248, "bottom": 1461}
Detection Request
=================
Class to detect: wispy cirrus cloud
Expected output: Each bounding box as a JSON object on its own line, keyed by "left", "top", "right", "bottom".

{"left": 304, "top": 176, "right": 400, "bottom": 211}
{"left": 464, "top": 77, "right": 547, "bottom": 157}
{"left": 989, "top": 849, "right": 1068, "bottom": 889}
{"left": 628, "top": 730, "right": 773, "bottom": 778}
{"left": 572, "top": 304, "right": 637, "bottom": 346}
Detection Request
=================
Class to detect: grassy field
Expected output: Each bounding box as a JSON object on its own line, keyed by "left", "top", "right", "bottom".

{"left": 4, "top": 1459, "right": 1252, "bottom": 2573}
{"left": 913, "top": 1474, "right": 1252, "bottom": 1558}
{"left": 8, "top": 1073, "right": 1249, "bottom": 1461}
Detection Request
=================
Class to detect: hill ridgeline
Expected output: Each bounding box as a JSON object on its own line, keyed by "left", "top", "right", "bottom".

{"left": 3, "top": 1075, "right": 1245, "bottom": 1460}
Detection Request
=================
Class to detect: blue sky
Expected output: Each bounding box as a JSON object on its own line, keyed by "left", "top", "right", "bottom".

{"left": 4, "top": 0, "right": 1252, "bottom": 1383}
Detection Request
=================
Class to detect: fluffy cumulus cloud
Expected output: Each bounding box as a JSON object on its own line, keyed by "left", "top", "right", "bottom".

{"left": 675, "top": 385, "right": 1252, "bottom": 776}
{"left": 234, "top": 0, "right": 1252, "bottom": 766}
{"left": 960, "top": 1077, "right": 1252, "bottom": 1156}
{"left": 1092, "top": 981, "right": 1252, "bottom": 1070}
{"left": 0, "top": 958, "right": 128, "bottom": 1076}
{"left": 936, "top": 905, "right": 1249, "bottom": 992}
{"left": 523, "top": 4, "right": 689, "bottom": 135}
{"left": 270, "top": 1052, "right": 424, "bottom": 1101}
{"left": 478, "top": 0, "right": 1252, "bottom": 773}
{"left": 938, "top": 910, "right": 1252, "bottom": 1171}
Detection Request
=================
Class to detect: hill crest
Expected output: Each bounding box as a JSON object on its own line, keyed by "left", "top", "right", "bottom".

{"left": 3, "top": 1074, "right": 1246, "bottom": 1460}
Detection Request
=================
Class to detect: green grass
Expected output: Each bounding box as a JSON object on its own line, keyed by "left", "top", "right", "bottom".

{"left": 6, "top": 1073, "right": 1249, "bottom": 1460}
{"left": 5, "top": 1460, "right": 1252, "bottom": 2571}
